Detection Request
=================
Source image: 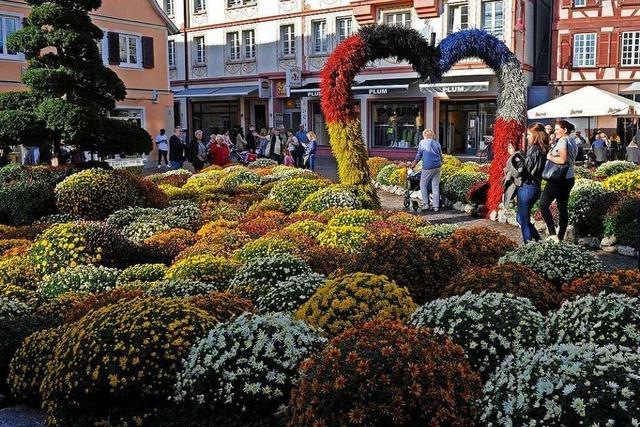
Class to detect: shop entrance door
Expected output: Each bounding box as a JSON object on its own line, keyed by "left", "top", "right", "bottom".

{"left": 439, "top": 101, "right": 496, "bottom": 155}
{"left": 254, "top": 105, "right": 266, "bottom": 131}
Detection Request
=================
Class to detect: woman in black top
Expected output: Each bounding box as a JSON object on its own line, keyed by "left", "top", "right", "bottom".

{"left": 509, "top": 123, "right": 549, "bottom": 243}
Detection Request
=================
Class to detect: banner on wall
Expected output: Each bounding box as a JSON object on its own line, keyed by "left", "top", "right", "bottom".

{"left": 286, "top": 66, "right": 302, "bottom": 88}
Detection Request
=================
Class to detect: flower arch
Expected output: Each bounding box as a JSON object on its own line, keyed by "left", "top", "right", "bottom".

{"left": 320, "top": 26, "right": 526, "bottom": 213}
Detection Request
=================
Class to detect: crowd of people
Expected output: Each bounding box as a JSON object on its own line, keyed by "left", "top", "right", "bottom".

{"left": 158, "top": 123, "right": 318, "bottom": 172}
{"left": 563, "top": 126, "right": 640, "bottom": 166}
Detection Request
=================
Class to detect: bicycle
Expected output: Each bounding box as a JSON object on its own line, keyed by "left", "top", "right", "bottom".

{"left": 478, "top": 137, "right": 494, "bottom": 163}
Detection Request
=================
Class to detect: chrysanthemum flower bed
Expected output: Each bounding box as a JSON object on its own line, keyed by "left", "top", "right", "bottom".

{"left": 0, "top": 161, "right": 635, "bottom": 426}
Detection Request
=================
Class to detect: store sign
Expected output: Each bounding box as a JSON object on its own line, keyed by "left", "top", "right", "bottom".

{"left": 286, "top": 66, "right": 302, "bottom": 88}
{"left": 420, "top": 82, "right": 490, "bottom": 93}
{"left": 352, "top": 86, "right": 407, "bottom": 96}
{"left": 258, "top": 79, "right": 270, "bottom": 98}
{"left": 275, "top": 80, "right": 288, "bottom": 98}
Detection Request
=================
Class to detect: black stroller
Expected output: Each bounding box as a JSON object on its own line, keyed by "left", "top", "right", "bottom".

{"left": 403, "top": 170, "right": 421, "bottom": 211}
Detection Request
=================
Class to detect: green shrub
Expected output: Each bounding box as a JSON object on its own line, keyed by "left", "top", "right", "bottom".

{"left": 0, "top": 297, "right": 38, "bottom": 390}
{"left": 233, "top": 236, "right": 299, "bottom": 263}
{"left": 146, "top": 279, "right": 218, "bottom": 298}
{"left": 603, "top": 193, "right": 640, "bottom": 248}
{"left": 118, "top": 264, "right": 167, "bottom": 284}
{"left": 376, "top": 164, "right": 398, "bottom": 185}
{"left": 442, "top": 172, "right": 488, "bottom": 203}
{"left": 595, "top": 160, "right": 637, "bottom": 178}
{"left": 416, "top": 223, "right": 458, "bottom": 240}
{"left": 268, "top": 177, "right": 325, "bottom": 213}
{"left": 37, "top": 265, "right": 120, "bottom": 300}
{"left": 568, "top": 180, "right": 616, "bottom": 237}
{"left": 165, "top": 255, "right": 238, "bottom": 288}
{"left": 298, "top": 185, "right": 364, "bottom": 213}
{"left": 27, "top": 223, "right": 97, "bottom": 276}
{"left": 41, "top": 298, "right": 216, "bottom": 426}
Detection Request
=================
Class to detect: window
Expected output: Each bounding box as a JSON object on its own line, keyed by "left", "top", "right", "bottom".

{"left": 97, "top": 35, "right": 108, "bottom": 64}
{"left": 168, "top": 40, "right": 176, "bottom": 67}
{"left": 384, "top": 12, "right": 411, "bottom": 28}
{"left": 227, "top": 0, "right": 256, "bottom": 7}
{"left": 226, "top": 32, "right": 240, "bottom": 61}
{"left": 243, "top": 29, "right": 255, "bottom": 59}
{"left": 194, "top": 0, "right": 206, "bottom": 13}
{"left": 371, "top": 101, "right": 424, "bottom": 148}
{"left": 482, "top": 1, "right": 503, "bottom": 39}
{"left": 194, "top": 35, "right": 206, "bottom": 64}
{"left": 280, "top": 24, "right": 295, "bottom": 57}
{"left": 118, "top": 34, "right": 141, "bottom": 67}
{"left": 109, "top": 108, "right": 144, "bottom": 128}
{"left": 448, "top": 3, "right": 468, "bottom": 34}
{"left": 573, "top": 33, "right": 596, "bottom": 67}
{"left": 337, "top": 17, "right": 353, "bottom": 43}
{"left": 0, "top": 13, "right": 22, "bottom": 58}
{"left": 165, "top": 0, "right": 175, "bottom": 16}
{"left": 574, "top": 0, "right": 586, "bottom": 6}
{"left": 311, "top": 20, "right": 327, "bottom": 54}
{"left": 622, "top": 31, "right": 640, "bottom": 66}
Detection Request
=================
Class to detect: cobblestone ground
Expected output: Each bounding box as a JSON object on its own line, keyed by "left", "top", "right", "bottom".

{"left": 377, "top": 191, "right": 637, "bottom": 271}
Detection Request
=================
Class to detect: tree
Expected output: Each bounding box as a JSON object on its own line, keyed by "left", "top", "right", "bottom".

{"left": 0, "top": 0, "right": 151, "bottom": 160}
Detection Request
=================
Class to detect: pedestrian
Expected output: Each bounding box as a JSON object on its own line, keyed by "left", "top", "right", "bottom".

{"left": 235, "top": 128, "right": 247, "bottom": 152}
{"left": 610, "top": 132, "right": 622, "bottom": 160}
{"left": 266, "top": 128, "right": 284, "bottom": 163}
{"left": 221, "top": 129, "right": 232, "bottom": 147}
{"left": 411, "top": 129, "right": 443, "bottom": 212}
{"left": 155, "top": 128, "right": 169, "bottom": 168}
{"left": 305, "top": 131, "right": 318, "bottom": 172}
{"left": 540, "top": 120, "right": 578, "bottom": 242}
{"left": 627, "top": 140, "right": 640, "bottom": 164}
{"left": 295, "top": 124, "right": 309, "bottom": 167}
{"left": 169, "top": 126, "right": 185, "bottom": 170}
{"left": 286, "top": 129, "right": 300, "bottom": 167}
{"left": 509, "top": 123, "right": 549, "bottom": 243}
{"left": 246, "top": 126, "right": 257, "bottom": 153}
{"left": 283, "top": 149, "right": 295, "bottom": 166}
{"left": 574, "top": 130, "right": 587, "bottom": 162}
{"left": 209, "top": 134, "right": 230, "bottom": 166}
{"left": 189, "top": 130, "right": 207, "bottom": 172}
{"left": 256, "top": 129, "right": 269, "bottom": 158}
{"left": 591, "top": 133, "right": 607, "bottom": 166}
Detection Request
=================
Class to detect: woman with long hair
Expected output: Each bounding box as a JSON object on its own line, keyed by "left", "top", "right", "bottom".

{"left": 509, "top": 123, "right": 549, "bottom": 243}
{"left": 305, "top": 131, "right": 318, "bottom": 171}
{"left": 540, "top": 120, "right": 578, "bottom": 241}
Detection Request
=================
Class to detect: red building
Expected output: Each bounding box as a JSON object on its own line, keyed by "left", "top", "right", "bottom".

{"left": 551, "top": 0, "right": 640, "bottom": 142}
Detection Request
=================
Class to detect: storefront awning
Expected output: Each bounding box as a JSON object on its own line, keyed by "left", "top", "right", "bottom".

{"left": 419, "top": 81, "right": 490, "bottom": 94}
{"left": 173, "top": 85, "right": 258, "bottom": 98}
{"left": 351, "top": 78, "right": 416, "bottom": 95}
{"left": 621, "top": 82, "right": 640, "bottom": 94}
{"left": 289, "top": 83, "right": 321, "bottom": 97}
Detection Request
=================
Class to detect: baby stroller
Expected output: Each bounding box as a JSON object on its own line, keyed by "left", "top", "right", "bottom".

{"left": 403, "top": 169, "right": 421, "bottom": 212}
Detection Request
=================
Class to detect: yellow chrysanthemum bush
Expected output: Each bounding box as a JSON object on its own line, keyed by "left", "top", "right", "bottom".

{"left": 316, "top": 225, "right": 369, "bottom": 254}
{"left": 0, "top": 239, "right": 31, "bottom": 257}
{"left": 298, "top": 184, "right": 366, "bottom": 213}
{"left": 284, "top": 219, "right": 327, "bottom": 238}
{"left": 384, "top": 211, "right": 431, "bottom": 230}
{"left": 295, "top": 272, "right": 417, "bottom": 337}
{"left": 118, "top": 263, "right": 167, "bottom": 284}
{"left": 366, "top": 156, "right": 393, "bottom": 180}
{"left": 268, "top": 177, "right": 326, "bottom": 213}
{"left": 603, "top": 170, "right": 640, "bottom": 192}
{"left": 8, "top": 326, "right": 66, "bottom": 405}
{"left": 41, "top": 297, "right": 216, "bottom": 426}
{"left": 327, "top": 209, "right": 382, "bottom": 227}
{"left": 165, "top": 254, "right": 239, "bottom": 288}
{"left": 0, "top": 255, "right": 37, "bottom": 289}
{"left": 233, "top": 235, "right": 300, "bottom": 263}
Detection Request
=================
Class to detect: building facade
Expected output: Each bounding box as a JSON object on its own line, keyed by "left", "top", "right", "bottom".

{"left": 0, "top": 0, "right": 178, "bottom": 159}
{"left": 550, "top": 0, "right": 640, "bottom": 143}
{"left": 165, "top": 0, "right": 550, "bottom": 157}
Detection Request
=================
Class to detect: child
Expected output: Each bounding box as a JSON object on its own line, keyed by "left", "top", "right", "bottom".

{"left": 283, "top": 149, "right": 295, "bottom": 166}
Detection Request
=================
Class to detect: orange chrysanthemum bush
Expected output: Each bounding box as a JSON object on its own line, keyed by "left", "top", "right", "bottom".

{"left": 288, "top": 320, "right": 481, "bottom": 427}
{"left": 188, "top": 291, "right": 255, "bottom": 322}
{"left": 238, "top": 217, "right": 284, "bottom": 238}
{"left": 561, "top": 270, "right": 640, "bottom": 302}
{"left": 442, "top": 263, "right": 560, "bottom": 313}
{"left": 244, "top": 209, "right": 287, "bottom": 223}
{"left": 295, "top": 272, "right": 417, "bottom": 337}
{"left": 443, "top": 226, "right": 517, "bottom": 267}
{"left": 299, "top": 243, "right": 353, "bottom": 277}
{"left": 345, "top": 232, "right": 469, "bottom": 304}
{"left": 41, "top": 298, "right": 216, "bottom": 426}
{"left": 287, "top": 210, "right": 328, "bottom": 224}
{"left": 60, "top": 287, "right": 147, "bottom": 324}
{"left": 383, "top": 211, "right": 431, "bottom": 230}
{"left": 142, "top": 228, "right": 197, "bottom": 263}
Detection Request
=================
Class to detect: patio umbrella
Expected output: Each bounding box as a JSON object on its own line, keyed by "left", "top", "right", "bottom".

{"left": 527, "top": 86, "right": 640, "bottom": 119}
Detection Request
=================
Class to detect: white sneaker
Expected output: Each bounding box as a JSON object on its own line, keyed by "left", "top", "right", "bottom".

{"left": 421, "top": 205, "right": 430, "bottom": 212}
{"left": 433, "top": 207, "right": 439, "bottom": 213}
{"left": 157, "top": 165, "right": 161, "bottom": 169}
{"left": 546, "top": 235, "right": 560, "bottom": 243}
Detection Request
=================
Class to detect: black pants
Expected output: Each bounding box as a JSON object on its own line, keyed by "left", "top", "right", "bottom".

{"left": 158, "top": 150, "right": 168, "bottom": 165}
{"left": 540, "top": 177, "right": 575, "bottom": 240}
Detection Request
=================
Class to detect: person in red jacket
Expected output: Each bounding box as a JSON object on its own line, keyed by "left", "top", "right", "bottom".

{"left": 209, "top": 134, "right": 230, "bottom": 166}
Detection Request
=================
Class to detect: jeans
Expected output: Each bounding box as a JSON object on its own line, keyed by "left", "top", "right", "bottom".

{"left": 516, "top": 184, "right": 542, "bottom": 243}
{"left": 170, "top": 160, "right": 183, "bottom": 170}
{"left": 420, "top": 167, "right": 441, "bottom": 209}
{"left": 307, "top": 154, "right": 316, "bottom": 172}
{"left": 157, "top": 150, "right": 168, "bottom": 165}
{"left": 540, "top": 177, "right": 575, "bottom": 240}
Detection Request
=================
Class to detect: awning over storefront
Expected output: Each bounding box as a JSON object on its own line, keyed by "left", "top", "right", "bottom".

{"left": 289, "top": 78, "right": 417, "bottom": 97}
{"left": 173, "top": 85, "right": 258, "bottom": 98}
{"left": 527, "top": 86, "right": 640, "bottom": 119}
{"left": 419, "top": 81, "right": 490, "bottom": 94}
{"left": 621, "top": 82, "right": 640, "bottom": 94}
{"left": 289, "top": 83, "right": 321, "bottom": 97}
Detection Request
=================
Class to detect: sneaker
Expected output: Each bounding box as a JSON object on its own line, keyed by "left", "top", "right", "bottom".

{"left": 421, "top": 205, "right": 430, "bottom": 212}
{"left": 157, "top": 165, "right": 161, "bottom": 169}
{"left": 546, "top": 235, "right": 560, "bottom": 243}
{"left": 433, "top": 207, "right": 439, "bottom": 213}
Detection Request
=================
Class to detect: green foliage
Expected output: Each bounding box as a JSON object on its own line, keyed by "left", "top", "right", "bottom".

{"left": 298, "top": 184, "right": 364, "bottom": 213}
{"left": 603, "top": 193, "right": 640, "bottom": 249}
{"left": 442, "top": 172, "right": 488, "bottom": 203}
{"left": 268, "top": 178, "right": 326, "bottom": 213}
{"left": 568, "top": 180, "right": 617, "bottom": 238}
{"left": 37, "top": 265, "right": 120, "bottom": 300}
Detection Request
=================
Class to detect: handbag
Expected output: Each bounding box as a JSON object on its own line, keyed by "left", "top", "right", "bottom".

{"left": 542, "top": 160, "right": 569, "bottom": 183}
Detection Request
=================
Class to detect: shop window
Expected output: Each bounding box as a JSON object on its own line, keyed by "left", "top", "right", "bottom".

{"left": 448, "top": 3, "right": 468, "bottom": 35}
{"left": 384, "top": 11, "right": 411, "bottom": 28}
{"left": 194, "top": 35, "right": 206, "bottom": 64}
{"left": 371, "top": 101, "right": 424, "bottom": 149}
{"left": 280, "top": 24, "right": 295, "bottom": 57}
{"left": 573, "top": 33, "right": 596, "bottom": 68}
{"left": 311, "top": 20, "right": 328, "bottom": 54}
{"left": 109, "top": 108, "right": 144, "bottom": 128}
{"left": 118, "top": 34, "right": 142, "bottom": 68}
{"left": 622, "top": 31, "right": 640, "bottom": 66}
{"left": 481, "top": 1, "right": 503, "bottom": 39}
{"left": 192, "top": 101, "right": 240, "bottom": 139}
{"left": 337, "top": 17, "right": 353, "bottom": 44}
{"left": 168, "top": 40, "right": 176, "bottom": 67}
{"left": 0, "top": 13, "right": 22, "bottom": 58}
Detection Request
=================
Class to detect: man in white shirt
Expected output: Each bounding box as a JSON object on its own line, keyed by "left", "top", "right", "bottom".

{"left": 156, "top": 129, "right": 169, "bottom": 168}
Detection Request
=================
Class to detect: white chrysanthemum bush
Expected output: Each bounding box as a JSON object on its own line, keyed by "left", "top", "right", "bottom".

{"left": 37, "top": 265, "right": 120, "bottom": 300}
{"left": 255, "top": 273, "right": 326, "bottom": 313}
{"left": 544, "top": 292, "right": 640, "bottom": 348}
{"left": 411, "top": 292, "right": 544, "bottom": 379}
{"left": 481, "top": 343, "right": 640, "bottom": 426}
{"left": 175, "top": 313, "right": 326, "bottom": 424}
